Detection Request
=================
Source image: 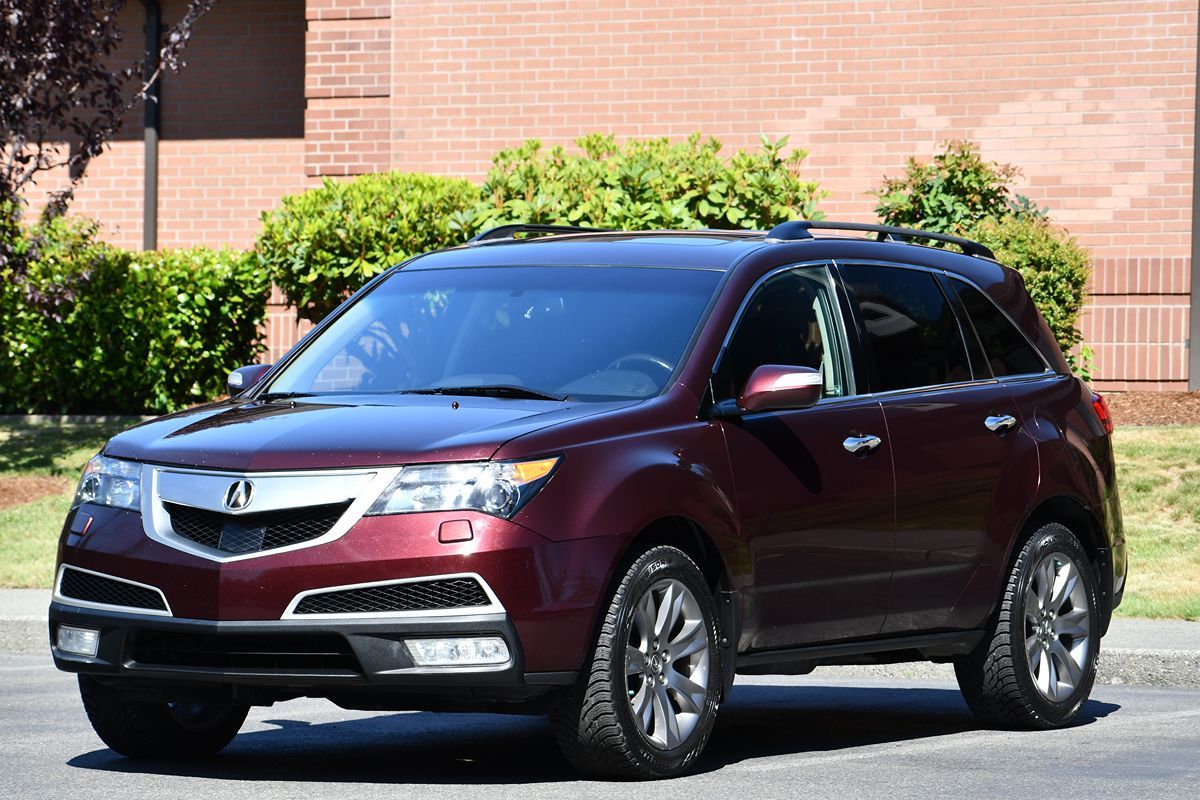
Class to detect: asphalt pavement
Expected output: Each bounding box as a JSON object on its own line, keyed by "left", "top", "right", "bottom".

{"left": 2, "top": 588, "right": 1198, "bottom": 798}
{"left": 2, "top": 651, "right": 1198, "bottom": 800}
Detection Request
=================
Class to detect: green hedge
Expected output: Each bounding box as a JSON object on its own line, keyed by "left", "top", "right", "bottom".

{"left": 258, "top": 134, "right": 826, "bottom": 322}
{"left": 256, "top": 173, "right": 481, "bottom": 323}
{"left": 0, "top": 218, "right": 269, "bottom": 414}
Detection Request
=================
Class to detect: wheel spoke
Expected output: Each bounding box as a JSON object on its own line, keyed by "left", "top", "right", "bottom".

{"left": 667, "top": 670, "right": 706, "bottom": 715}
{"left": 631, "top": 681, "right": 652, "bottom": 731}
{"left": 626, "top": 645, "right": 646, "bottom": 676}
{"left": 1025, "top": 632, "right": 1041, "bottom": 662}
{"left": 1038, "top": 558, "right": 1057, "bottom": 609}
{"left": 655, "top": 684, "right": 680, "bottom": 748}
{"left": 1050, "top": 639, "right": 1083, "bottom": 689}
{"left": 653, "top": 583, "right": 675, "bottom": 639}
{"left": 1033, "top": 648, "right": 1052, "bottom": 697}
{"left": 1024, "top": 582, "right": 1042, "bottom": 618}
{"left": 1053, "top": 608, "right": 1090, "bottom": 638}
{"left": 1049, "top": 562, "right": 1077, "bottom": 611}
{"left": 636, "top": 592, "right": 658, "bottom": 647}
{"left": 670, "top": 620, "right": 707, "bottom": 659}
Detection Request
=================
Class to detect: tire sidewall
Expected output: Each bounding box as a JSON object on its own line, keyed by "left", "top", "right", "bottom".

{"left": 609, "top": 547, "right": 722, "bottom": 775}
{"left": 1009, "top": 525, "right": 1101, "bottom": 725}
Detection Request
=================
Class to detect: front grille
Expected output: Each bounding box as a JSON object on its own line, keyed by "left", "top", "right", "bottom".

{"left": 59, "top": 567, "right": 167, "bottom": 612}
{"left": 293, "top": 577, "right": 491, "bottom": 615}
{"left": 164, "top": 501, "right": 350, "bottom": 554}
{"left": 127, "top": 630, "right": 360, "bottom": 674}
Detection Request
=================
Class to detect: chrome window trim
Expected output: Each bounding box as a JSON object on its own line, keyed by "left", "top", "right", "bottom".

{"left": 280, "top": 572, "right": 505, "bottom": 620}
{"left": 54, "top": 564, "right": 173, "bottom": 617}
{"left": 140, "top": 463, "right": 403, "bottom": 564}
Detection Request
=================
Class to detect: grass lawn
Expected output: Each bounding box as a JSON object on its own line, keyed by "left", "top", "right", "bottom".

{"left": 0, "top": 420, "right": 1197, "bottom": 620}
{"left": 0, "top": 420, "right": 135, "bottom": 587}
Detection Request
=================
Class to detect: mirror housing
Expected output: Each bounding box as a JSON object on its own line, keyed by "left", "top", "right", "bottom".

{"left": 227, "top": 364, "right": 272, "bottom": 397}
{"left": 736, "top": 365, "right": 822, "bottom": 413}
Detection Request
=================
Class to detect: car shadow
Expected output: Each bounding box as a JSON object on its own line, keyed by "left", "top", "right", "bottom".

{"left": 66, "top": 683, "right": 1121, "bottom": 784}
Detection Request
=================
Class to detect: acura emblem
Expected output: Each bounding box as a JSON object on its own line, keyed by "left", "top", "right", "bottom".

{"left": 223, "top": 480, "right": 254, "bottom": 511}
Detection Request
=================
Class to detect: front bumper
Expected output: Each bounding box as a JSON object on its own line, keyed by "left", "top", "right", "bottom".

{"left": 50, "top": 601, "right": 575, "bottom": 706}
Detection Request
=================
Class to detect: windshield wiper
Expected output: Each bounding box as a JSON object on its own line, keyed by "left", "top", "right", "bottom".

{"left": 402, "top": 385, "right": 569, "bottom": 401}
{"left": 255, "top": 391, "right": 322, "bottom": 402}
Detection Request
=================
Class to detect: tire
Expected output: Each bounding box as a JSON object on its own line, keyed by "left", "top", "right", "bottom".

{"left": 954, "top": 522, "right": 1100, "bottom": 729}
{"left": 78, "top": 676, "right": 249, "bottom": 758}
{"left": 551, "top": 545, "right": 722, "bottom": 779}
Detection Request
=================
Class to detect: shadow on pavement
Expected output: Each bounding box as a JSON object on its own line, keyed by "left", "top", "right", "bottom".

{"left": 66, "top": 684, "right": 1121, "bottom": 784}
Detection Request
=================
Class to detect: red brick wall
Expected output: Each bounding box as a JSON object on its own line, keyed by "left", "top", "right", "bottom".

{"left": 372, "top": 0, "right": 1197, "bottom": 390}
{"left": 21, "top": 1, "right": 1200, "bottom": 389}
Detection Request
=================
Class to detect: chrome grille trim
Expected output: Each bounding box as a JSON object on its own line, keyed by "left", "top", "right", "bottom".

{"left": 281, "top": 573, "right": 504, "bottom": 620}
{"left": 54, "top": 564, "right": 173, "bottom": 617}
{"left": 141, "top": 464, "right": 403, "bottom": 563}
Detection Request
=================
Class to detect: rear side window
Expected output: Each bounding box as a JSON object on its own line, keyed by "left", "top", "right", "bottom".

{"left": 952, "top": 280, "right": 1046, "bottom": 377}
{"left": 839, "top": 264, "right": 971, "bottom": 392}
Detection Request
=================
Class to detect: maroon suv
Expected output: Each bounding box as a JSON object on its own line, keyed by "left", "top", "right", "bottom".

{"left": 50, "top": 221, "right": 1125, "bottom": 779}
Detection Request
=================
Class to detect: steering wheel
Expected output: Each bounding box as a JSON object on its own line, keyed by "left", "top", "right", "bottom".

{"left": 604, "top": 352, "right": 675, "bottom": 380}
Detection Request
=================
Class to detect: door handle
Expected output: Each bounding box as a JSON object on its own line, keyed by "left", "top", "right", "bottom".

{"left": 842, "top": 434, "right": 882, "bottom": 454}
{"left": 985, "top": 414, "right": 1017, "bottom": 433}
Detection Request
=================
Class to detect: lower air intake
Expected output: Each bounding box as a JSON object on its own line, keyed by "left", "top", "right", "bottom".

{"left": 293, "top": 577, "right": 491, "bottom": 615}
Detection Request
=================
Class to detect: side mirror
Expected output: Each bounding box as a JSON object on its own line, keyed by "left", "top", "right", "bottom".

{"left": 737, "top": 365, "right": 822, "bottom": 413}
{"left": 227, "top": 364, "right": 272, "bottom": 397}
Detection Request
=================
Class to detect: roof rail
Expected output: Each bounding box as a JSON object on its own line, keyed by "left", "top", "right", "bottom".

{"left": 766, "top": 220, "right": 996, "bottom": 260}
{"left": 467, "top": 224, "right": 612, "bottom": 244}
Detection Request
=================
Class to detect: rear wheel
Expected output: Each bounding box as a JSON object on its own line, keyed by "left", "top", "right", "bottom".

{"left": 551, "top": 545, "right": 721, "bottom": 779}
{"left": 79, "top": 676, "right": 248, "bottom": 758}
{"left": 954, "top": 523, "right": 1100, "bottom": 728}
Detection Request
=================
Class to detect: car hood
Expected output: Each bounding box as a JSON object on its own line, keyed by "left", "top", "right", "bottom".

{"left": 103, "top": 395, "right": 637, "bottom": 471}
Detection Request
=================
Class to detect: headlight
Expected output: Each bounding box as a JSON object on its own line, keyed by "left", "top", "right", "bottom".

{"left": 73, "top": 455, "right": 141, "bottom": 512}
{"left": 366, "top": 457, "right": 560, "bottom": 518}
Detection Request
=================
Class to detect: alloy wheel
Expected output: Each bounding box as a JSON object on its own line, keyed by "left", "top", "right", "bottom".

{"left": 1023, "top": 551, "right": 1092, "bottom": 702}
{"left": 624, "top": 578, "right": 711, "bottom": 749}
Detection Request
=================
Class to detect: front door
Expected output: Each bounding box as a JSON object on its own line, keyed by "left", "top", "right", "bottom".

{"left": 714, "top": 264, "right": 895, "bottom": 649}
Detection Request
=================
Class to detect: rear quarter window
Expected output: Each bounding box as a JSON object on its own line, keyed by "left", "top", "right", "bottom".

{"left": 951, "top": 280, "right": 1047, "bottom": 377}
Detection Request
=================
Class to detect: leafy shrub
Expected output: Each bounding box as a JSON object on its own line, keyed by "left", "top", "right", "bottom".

{"left": 478, "top": 133, "right": 824, "bottom": 232}
{"left": 0, "top": 218, "right": 269, "bottom": 414}
{"left": 873, "top": 140, "right": 1046, "bottom": 233}
{"left": 257, "top": 173, "right": 481, "bottom": 323}
{"left": 873, "top": 141, "right": 1089, "bottom": 365}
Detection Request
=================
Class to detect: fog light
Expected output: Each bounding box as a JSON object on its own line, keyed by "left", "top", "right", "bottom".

{"left": 405, "top": 636, "right": 510, "bottom": 667}
{"left": 56, "top": 625, "right": 100, "bottom": 657}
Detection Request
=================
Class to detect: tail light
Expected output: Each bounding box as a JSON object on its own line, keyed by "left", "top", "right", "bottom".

{"left": 1091, "top": 392, "right": 1114, "bottom": 435}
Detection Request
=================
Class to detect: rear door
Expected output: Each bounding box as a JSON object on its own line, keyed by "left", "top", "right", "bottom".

{"left": 715, "top": 263, "right": 895, "bottom": 649}
{"left": 836, "top": 262, "right": 1029, "bottom": 633}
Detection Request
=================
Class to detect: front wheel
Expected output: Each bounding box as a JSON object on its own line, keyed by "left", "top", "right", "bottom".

{"left": 79, "top": 676, "right": 249, "bottom": 758}
{"left": 551, "top": 545, "right": 721, "bottom": 779}
{"left": 955, "top": 522, "right": 1100, "bottom": 729}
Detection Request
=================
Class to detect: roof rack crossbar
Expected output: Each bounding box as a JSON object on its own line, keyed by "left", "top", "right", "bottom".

{"left": 467, "top": 224, "right": 611, "bottom": 244}
{"left": 766, "top": 220, "right": 995, "bottom": 260}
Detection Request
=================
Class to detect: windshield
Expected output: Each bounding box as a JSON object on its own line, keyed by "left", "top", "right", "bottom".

{"left": 264, "top": 266, "right": 723, "bottom": 401}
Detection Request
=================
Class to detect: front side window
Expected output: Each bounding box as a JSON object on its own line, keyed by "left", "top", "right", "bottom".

{"left": 265, "top": 266, "right": 723, "bottom": 401}
{"left": 839, "top": 263, "right": 972, "bottom": 392}
{"left": 951, "top": 280, "right": 1047, "bottom": 377}
{"left": 713, "top": 265, "right": 850, "bottom": 401}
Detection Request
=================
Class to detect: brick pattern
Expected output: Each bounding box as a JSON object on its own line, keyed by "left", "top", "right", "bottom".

{"left": 305, "top": 2, "right": 392, "bottom": 177}
{"left": 18, "top": 0, "right": 1200, "bottom": 389}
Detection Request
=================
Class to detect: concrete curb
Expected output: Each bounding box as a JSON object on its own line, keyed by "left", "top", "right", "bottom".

{"left": 4, "top": 589, "right": 1197, "bottom": 688}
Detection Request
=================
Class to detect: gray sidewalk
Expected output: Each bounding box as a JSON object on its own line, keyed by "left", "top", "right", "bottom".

{"left": 4, "top": 588, "right": 1198, "bottom": 686}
